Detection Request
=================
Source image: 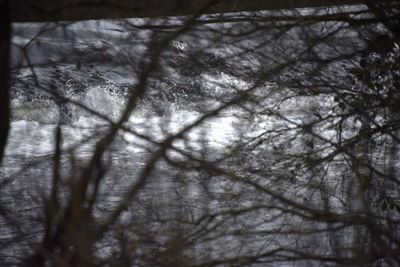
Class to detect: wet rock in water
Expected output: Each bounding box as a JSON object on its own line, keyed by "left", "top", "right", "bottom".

{"left": 164, "top": 48, "right": 230, "bottom": 78}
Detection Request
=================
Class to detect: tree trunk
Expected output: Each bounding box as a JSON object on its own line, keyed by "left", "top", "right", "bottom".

{"left": 0, "top": 0, "right": 10, "bottom": 165}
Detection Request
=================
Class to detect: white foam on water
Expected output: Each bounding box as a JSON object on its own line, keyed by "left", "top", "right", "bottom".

{"left": 6, "top": 96, "right": 242, "bottom": 159}
{"left": 6, "top": 120, "right": 56, "bottom": 156}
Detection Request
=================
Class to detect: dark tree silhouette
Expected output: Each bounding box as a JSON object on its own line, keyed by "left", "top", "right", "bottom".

{"left": 1, "top": 0, "right": 400, "bottom": 266}
{"left": 0, "top": 0, "right": 11, "bottom": 164}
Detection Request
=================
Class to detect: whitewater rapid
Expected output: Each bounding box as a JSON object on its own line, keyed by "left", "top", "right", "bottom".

{"left": 6, "top": 85, "right": 245, "bottom": 160}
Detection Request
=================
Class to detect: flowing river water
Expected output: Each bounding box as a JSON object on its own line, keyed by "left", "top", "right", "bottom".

{"left": 2, "top": 15, "right": 399, "bottom": 266}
